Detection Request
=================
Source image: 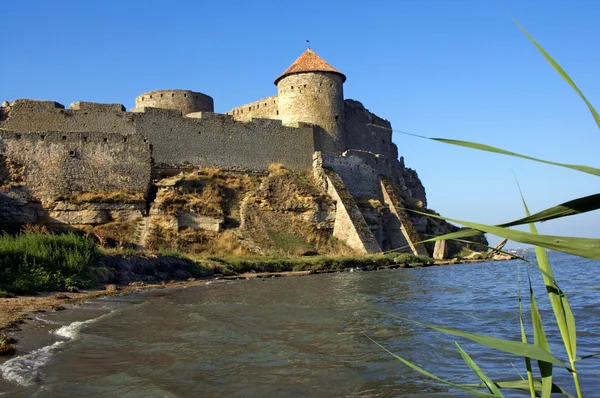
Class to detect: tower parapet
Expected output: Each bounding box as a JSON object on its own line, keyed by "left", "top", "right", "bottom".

{"left": 275, "top": 50, "right": 346, "bottom": 155}
{"left": 135, "top": 89, "right": 214, "bottom": 115}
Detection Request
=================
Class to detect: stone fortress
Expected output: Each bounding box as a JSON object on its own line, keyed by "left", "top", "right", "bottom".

{"left": 0, "top": 49, "right": 483, "bottom": 256}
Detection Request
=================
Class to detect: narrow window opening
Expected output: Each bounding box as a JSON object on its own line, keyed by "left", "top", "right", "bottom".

{"left": 291, "top": 86, "right": 294, "bottom": 89}
{"left": 16, "top": 134, "right": 21, "bottom": 140}
{"left": 160, "top": 93, "right": 163, "bottom": 97}
{"left": 249, "top": 107, "right": 251, "bottom": 111}
{"left": 83, "top": 136, "right": 88, "bottom": 141}
{"left": 103, "top": 138, "right": 108, "bottom": 142}
{"left": 276, "top": 110, "right": 279, "bottom": 115}
{"left": 172, "top": 93, "right": 175, "bottom": 97}
{"left": 69, "top": 150, "right": 76, "bottom": 157}
{"left": 334, "top": 115, "right": 339, "bottom": 121}
{"left": 40, "top": 134, "right": 45, "bottom": 140}
{"left": 123, "top": 137, "right": 128, "bottom": 143}
{"left": 184, "top": 93, "right": 187, "bottom": 97}
{"left": 150, "top": 95, "right": 153, "bottom": 99}
{"left": 62, "top": 136, "right": 67, "bottom": 141}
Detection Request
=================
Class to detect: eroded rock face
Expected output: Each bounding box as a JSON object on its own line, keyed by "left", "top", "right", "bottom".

{"left": 178, "top": 211, "right": 223, "bottom": 232}
{"left": 240, "top": 169, "right": 338, "bottom": 255}
{"left": 0, "top": 186, "right": 40, "bottom": 227}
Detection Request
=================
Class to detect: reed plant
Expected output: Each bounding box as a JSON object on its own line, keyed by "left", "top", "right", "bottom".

{"left": 367, "top": 18, "right": 599, "bottom": 398}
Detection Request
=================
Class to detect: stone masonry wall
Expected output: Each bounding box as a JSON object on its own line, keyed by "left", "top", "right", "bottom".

{"left": 0, "top": 130, "right": 151, "bottom": 203}
{"left": 0, "top": 100, "right": 136, "bottom": 135}
{"left": 277, "top": 72, "right": 345, "bottom": 155}
{"left": 135, "top": 90, "right": 214, "bottom": 115}
{"left": 320, "top": 151, "right": 384, "bottom": 199}
{"left": 226, "top": 95, "right": 279, "bottom": 122}
{"left": 132, "top": 108, "right": 316, "bottom": 172}
{"left": 344, "top": 99, "right": 394, "bottom": 160}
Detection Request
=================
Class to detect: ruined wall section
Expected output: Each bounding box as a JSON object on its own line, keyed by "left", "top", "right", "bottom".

{"left": 132, "top": 108, "right": 315, "bottom": 172}
{"left": 344, "top": 99, "right": 393, "bottom": 160}
{"left": 135, "top": 90, "right": 214, "bottom": 115}
{"left": 394, "top": 156, "right": 427, "bottom": 207}
{"left": 0, "top": 130, "right": 151, "bottom": 203}
{"left": 0, "top": 100, "right": 136, "bottom": 135}
{"left": 321, "top": 151, "right": 387, "bottom": 199}
{"left": 226, "top": 95, "right": 279, "bottom": 122}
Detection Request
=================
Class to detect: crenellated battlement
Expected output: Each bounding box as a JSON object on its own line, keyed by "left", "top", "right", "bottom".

{"left": 69, "top": 102, "right": 126, "bottom": 112}
{"left": 135, "top": 89, "right": 214, "bottom": 115}
{"left": 0, "top": 130, "right": 149, "bottom": 146}
{"left": 227, "top": 95, "right": 279, "bottom": 122}
{"left": 0, "top": 99, "right": 137, "bottom": 135}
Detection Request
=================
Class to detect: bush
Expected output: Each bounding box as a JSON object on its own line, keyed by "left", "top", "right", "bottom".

{"left": 0, "top": 232, "right": 100, "bottom": 293}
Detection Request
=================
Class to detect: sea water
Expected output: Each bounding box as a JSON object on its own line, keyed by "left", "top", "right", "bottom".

{"left": 1, "top": 251, "right": 598, "bottom": 397}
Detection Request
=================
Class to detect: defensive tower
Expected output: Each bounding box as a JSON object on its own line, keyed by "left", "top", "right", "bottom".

{"left": 135, "top": 89, "right": 214, "bottom": 115}
{"left": 275, "top": 49, "right": 346, "bottom": 155}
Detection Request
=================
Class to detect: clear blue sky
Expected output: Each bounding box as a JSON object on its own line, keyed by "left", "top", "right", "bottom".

{"left": 2, "top": 0, "right": 599, "bottom": 246}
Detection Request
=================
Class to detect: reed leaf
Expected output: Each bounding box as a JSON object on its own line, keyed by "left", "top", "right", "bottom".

{"left": 500, "top": 193, "right": 600, "bottom": 227}
{"left": 393, "top": 131, "right": 600, "bottom": 177}
{"left": 575, "top": 353, "right": 600, "bottom": 361}
{"left": 518, "top": 267, "right": 536, "bottom": 398}
{"left": 516, "top": 184, "right": 582, "bottom": 397}
{"left": 381, "top": 313, "right": 567, "bottom": 367}
{"left": 408, "top": 209, "right": 600, "bottom": 261}
{"left": 513, "top": 19, "right": 600, "bottom": 129}
{"left": 459, "top": 380, "right": 576, "bottom": 397}
{"left": 363, "top": 333, "right": 498, "bottom": 397}
{"left": 455, "top": 342, "right": 504, "bottom": 396}
{"left": 420, "top": 193, "right": 600, "bottom": 246}
{"left": 527, "top": 269, "right": 553, "bottom": 398}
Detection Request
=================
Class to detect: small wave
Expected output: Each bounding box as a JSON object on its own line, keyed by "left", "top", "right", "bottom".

{"left": 52, "top": 318, "right": 97, "bottom": 340}
{"left": 0, "top": 341, "right": 65, "bottom": 386}
{"left": 1, "top": 314, "right": 107, "bottom": 387}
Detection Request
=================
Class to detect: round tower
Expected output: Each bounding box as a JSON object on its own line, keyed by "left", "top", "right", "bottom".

{"left": 274, "top": 49, "right": 346, "bottom": 155}
{"left": 135, "top": 89, "right": 214, "bottom": 115}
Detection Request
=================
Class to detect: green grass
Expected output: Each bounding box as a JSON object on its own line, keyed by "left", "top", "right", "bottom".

{"left": 199, "top": 253, "right": 431, "bottom": 276}
{"left": 0, "top": 232, "right": 100, "bottom": 293}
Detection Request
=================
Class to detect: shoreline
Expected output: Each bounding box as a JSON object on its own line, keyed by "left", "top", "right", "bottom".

{"left": 0, "top": 254, "right": 513, "bottom": 339}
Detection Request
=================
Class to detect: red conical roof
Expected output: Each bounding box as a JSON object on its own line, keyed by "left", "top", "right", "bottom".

{"left": 274, "top": 49, "right": 346, "bottom": 85}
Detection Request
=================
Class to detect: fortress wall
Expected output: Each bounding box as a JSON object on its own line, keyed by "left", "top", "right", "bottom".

{"left": 132, "top": 108, "right": 315, "bottom": 172}
{"left": 321, "top": 152, "right": 383, "bottom": 199}
{"left": 344, "top": 99, "right": 393, "bottom": 159}
{"left": 0, "top": 130, "right": 151, "bottom": 202}
{"left": 0, "top": 99, "right": 136, "bottom": 135}
{"left": 226, "top": 95, "right": 279, "bottom": 122}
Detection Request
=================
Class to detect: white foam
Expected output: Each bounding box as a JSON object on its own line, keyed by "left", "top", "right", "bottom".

{"left": 33, "top": 316, "right": 60, "bottom": 325}
{"left": 52, "top": 318, "right": 97, "bottom": 340}
{"left": 1, "top": 315, "right": 106, "bottom": 387}
{"left": 0, "top": 341, "right": 64, "bottom": 386}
